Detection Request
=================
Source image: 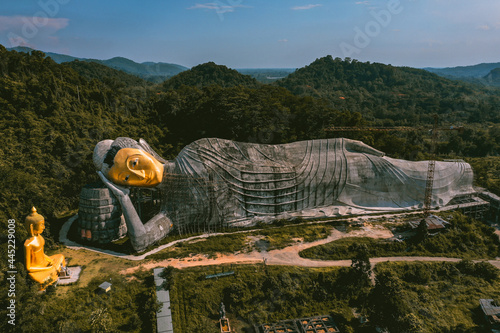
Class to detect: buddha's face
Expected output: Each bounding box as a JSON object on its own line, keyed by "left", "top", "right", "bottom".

{"left": 108, "top": 148, "right": 164, "bottom": 187}
{"left": 32, "top": 221, "right": 45, "bottom": 235}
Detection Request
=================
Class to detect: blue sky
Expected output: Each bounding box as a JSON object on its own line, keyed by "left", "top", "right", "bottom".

{"left": 1, "top": 0, "right": 499, "bottom": 68}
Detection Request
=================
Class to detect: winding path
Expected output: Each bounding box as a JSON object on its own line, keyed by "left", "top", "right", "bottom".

{"left": 61, "top": 214, "right": 500, "bottom": 275}
{"left": 121, "top": 223, "right": 500, "bottom": 274}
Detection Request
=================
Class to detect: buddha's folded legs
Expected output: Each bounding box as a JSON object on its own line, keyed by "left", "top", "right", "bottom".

{"left": 49, "top": 254, "right": 66, "bottom": 271}
{"left": 29, "top": 266, "right": 59, "bottom": 285}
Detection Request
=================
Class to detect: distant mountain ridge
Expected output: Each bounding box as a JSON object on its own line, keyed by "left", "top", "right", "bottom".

{"left": 484, "top": 68, "right": 500, "bottom": 87}
{"left": 424, "top": 62, "right": 500, "bottom": 79}
{"left": 7, "top": 46, "right": 188, "bottom": 82}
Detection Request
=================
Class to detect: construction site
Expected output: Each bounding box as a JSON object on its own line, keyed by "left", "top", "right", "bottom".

{"left": 254, "top": 315, "right": 340, "bottom": 333}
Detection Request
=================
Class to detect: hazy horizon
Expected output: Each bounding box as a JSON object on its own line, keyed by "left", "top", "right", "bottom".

{"left": 1, "top": 0, "right": 499, "bottom": 69}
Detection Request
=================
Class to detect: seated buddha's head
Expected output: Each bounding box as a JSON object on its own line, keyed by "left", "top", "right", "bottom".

{"left": 25, "top": 207, "right": 45, "bottom": 237}
{"left": 93, "top": 137, "right": 164, "bottom": 187}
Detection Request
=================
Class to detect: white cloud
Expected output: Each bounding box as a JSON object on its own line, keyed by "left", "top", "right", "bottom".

{"left": 423, "top": 39, "right": 444, "bottom": 47}
{"left": 278, "top": 39, "right": 288, "bottom": 42}
{"left": 291, "top": 4, "right": 322, "bottom": 10}
{"left": 187, "top": 3, "right": 250, "bottom": 12}
{"left": 477, "top": 24, "right": 491, "bottom": 31}
{"left": 355, "top": 1, "right": 370, "bottom": 5}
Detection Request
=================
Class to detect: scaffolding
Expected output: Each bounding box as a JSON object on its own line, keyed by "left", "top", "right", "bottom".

{"left": 129, "top": 173, "right": 228, "bottom": 236}
{"left": 447, "top": 195, "right": 490, "bottom": 221}
{"left": 254, "top": 315, "right": 340, "bottom": 333}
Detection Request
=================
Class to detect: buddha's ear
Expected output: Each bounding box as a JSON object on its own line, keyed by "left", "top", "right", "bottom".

{"left": 29, "top": 224, "right": 34, "bottom": 237}
{"left": 138, "top": 138, "right": 167, "bottom": 163}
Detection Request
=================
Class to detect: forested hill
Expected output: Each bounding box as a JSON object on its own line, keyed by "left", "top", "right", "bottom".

{"left": 63, "top": 60, "right": 153, "bottom": 89}
{"left": 98, "top": 57, "right": 188, "bottom": 82}
{"left": 276, "top": 56, "right": 500, "bottom": 125}
{"left": 1, "top": 46, "right": 499, "bottom": 242}
{"left": 162, "top": 62, "right": 260, "bottom": 90}
{"left": 0, "top": 46, "right": 166, "bottom": 233}
{"left": 8, "top": 46, "right": 189, "bottom": 82}
{"left": 0, "top": 47, "right": 350, "bottom": 232}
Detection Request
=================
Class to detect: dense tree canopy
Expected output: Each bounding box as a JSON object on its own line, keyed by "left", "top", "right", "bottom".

{"left": 0, "top": 45, "right": 164, "bottom": 236}
{"left": 1, "top": 46, "right": 499, "bottom": 242}
{"left": 162, "top": 62, "right": 260, "bottom": 90}
{"left": 276, "top": 56, "right": 500, "bottom": 125}
{"left": 1, "top": 45, "right": 500, "bottom": 333}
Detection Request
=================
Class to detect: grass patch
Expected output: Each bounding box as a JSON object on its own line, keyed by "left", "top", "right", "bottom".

{"left": 57, "top": 247, "right": 136, "bottom": 288}
{"left": 146, "top": 233, "right": 249, "bottom": 260}
{"left": 147, "top": 220, "right": 336, "bottom": 260}
{"left": 253, "top": 223, "right": 333, "bottom": 250}
{"left": 300, "top": 212, "right": 500, "bottom": 260}
{"left": 10, "top": 269, "right": 158, "bottom": 333}
{"left": 300, "top": 237, "right": 406, "bottom": 260}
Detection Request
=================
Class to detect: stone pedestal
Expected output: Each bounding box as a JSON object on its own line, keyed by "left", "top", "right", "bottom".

{"left": 57, "top": 266, "right": 82, "bottom": 285}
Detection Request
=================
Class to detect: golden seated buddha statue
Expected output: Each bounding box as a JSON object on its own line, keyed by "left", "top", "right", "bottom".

{"left": 24, "top": 207, "right": 66, "bottom": 289}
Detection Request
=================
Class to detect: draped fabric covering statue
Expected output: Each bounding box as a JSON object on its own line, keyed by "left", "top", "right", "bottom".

{"left": 93, "top": 137, "right": 474, "bottom": 251}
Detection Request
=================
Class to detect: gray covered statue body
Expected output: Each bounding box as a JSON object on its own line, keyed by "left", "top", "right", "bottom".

{"left": 93, "top": 137, "right": 474, "bottom": 251}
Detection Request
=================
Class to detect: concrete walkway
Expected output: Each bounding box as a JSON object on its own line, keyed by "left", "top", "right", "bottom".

{"left": 154, "top": 268, "right": 174, "bottom": 333}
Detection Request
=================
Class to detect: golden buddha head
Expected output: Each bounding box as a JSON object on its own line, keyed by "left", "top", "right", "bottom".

{"left": 93, "top": 137, "right": 165, "bottom": 187}
{"left": 25, "top": 207, "right": 45, "bottom": 236}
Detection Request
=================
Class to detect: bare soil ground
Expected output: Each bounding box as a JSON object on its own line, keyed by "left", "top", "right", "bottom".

{"left": 120, "top": 223, "right": 500, "bottom": 275}
{"left": 121, "top": 224, "right": 393, "bottom": 274}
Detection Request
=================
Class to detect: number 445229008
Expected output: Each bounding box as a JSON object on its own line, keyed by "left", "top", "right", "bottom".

{"left": 7, "top": 219, "right": 16, "bottom": 270}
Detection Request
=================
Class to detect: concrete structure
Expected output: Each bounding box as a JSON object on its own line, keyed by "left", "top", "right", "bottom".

{"left": 57, "top": 266, "right": 82, "bottom": 285}
{"left": 254, "top": 315, "right": 340, "bottom": 333}
{"left": 93, "top": 137, "right": 475, "bottom": 251}
{"left": 409, "top": 215, "right": 450, "bottom": 232}
{"left": 480, "top": 299, "right": 500, "bottom": 332}
{"left": 98, "top": 281, "right": 112, "bottom": 293}
{"left": 78, "top": 183, "right": 127, "bottom": 244}
{"left": 479, "top": 190, "right": 500, "bottom": 224}
{"left": 154, "top": 268, "right": 174, "bottom": 333}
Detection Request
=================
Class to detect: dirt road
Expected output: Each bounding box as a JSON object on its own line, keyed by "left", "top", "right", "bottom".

{"left": 121, "top": 223, "right": 500, "bottom": 275}
{"left": 59, "top": 215, "right": 499, "bottom": 274}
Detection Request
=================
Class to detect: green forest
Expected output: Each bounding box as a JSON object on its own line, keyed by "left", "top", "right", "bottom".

{"left": 1, "top": 44, "right": 499, "bottom": 246}
{"left": 168, "top": 260, "right": 499, "bottom": 332}
{"left": 300, "top": 212, "right": 500, "bottom": 260}
{"left": 0, "top": 45, "right": 499, "bottom": 331}
{"left": 1, "top": 47, "right": 499, "bottom": 233}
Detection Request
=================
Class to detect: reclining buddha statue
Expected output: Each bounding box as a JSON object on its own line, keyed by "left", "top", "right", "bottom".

{"left": 93, "top": 137, "right": 474, "bottom": 251}
{"left": 24, "top": 207, "right": 66, "bottom": 289}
